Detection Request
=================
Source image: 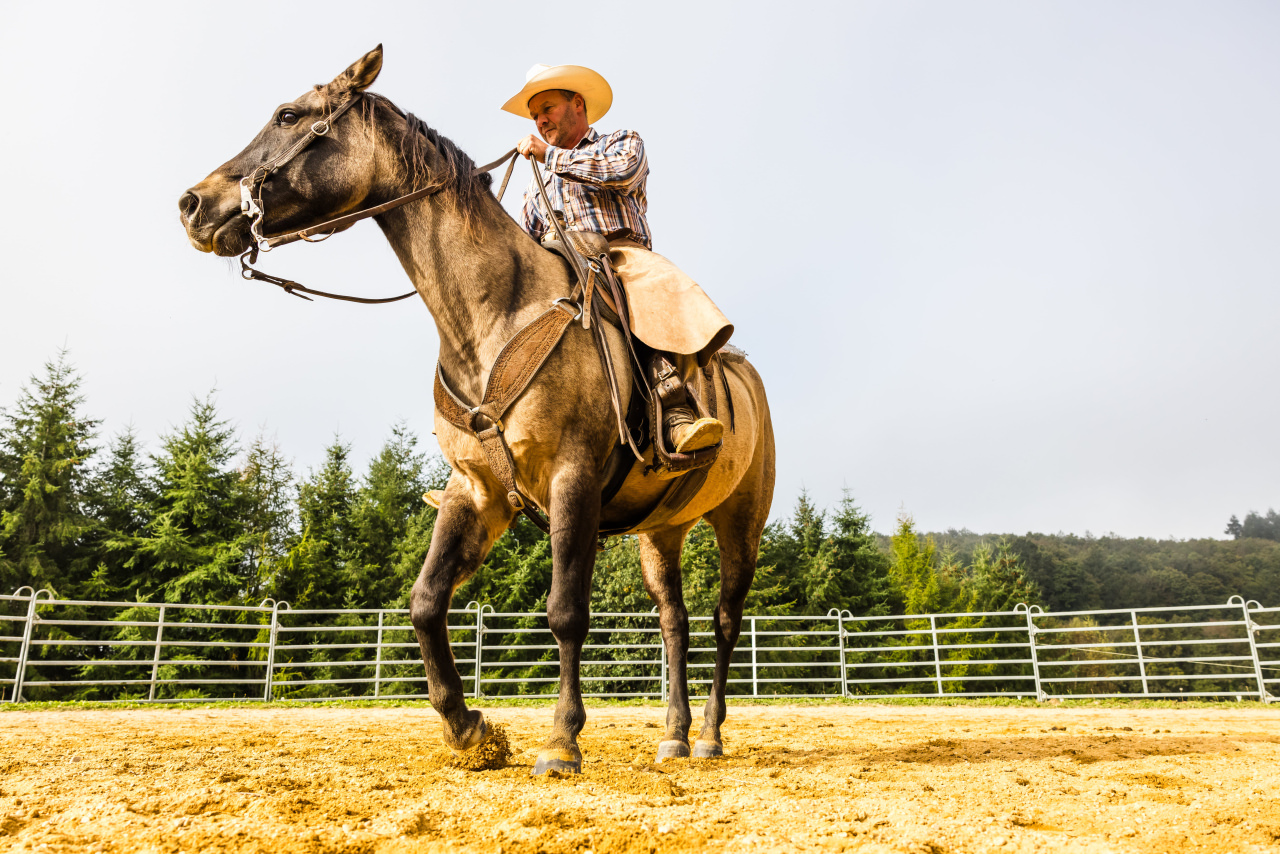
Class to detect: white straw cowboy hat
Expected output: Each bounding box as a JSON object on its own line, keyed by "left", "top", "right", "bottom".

{"left": 501, "top": 64, "right": 613, "bottom": 122}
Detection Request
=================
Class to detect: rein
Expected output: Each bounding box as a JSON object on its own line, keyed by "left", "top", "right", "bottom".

{"left": 237, "top": 95, "right": 519, "bottom": 303}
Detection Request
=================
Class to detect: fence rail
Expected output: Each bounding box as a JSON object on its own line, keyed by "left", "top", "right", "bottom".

{"left": 2, "top": 588, "right": 1276, "bottom": 704}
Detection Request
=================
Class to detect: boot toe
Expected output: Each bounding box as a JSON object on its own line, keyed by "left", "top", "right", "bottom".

{"left": 673, "top": 417, "right": 724, "bottom": 453}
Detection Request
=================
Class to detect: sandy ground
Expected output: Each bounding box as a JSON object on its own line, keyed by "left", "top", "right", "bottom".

{"left": 1, "top": 703, "right": 1278, "bottom": 854}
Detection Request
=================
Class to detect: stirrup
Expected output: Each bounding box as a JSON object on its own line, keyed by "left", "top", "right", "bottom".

{"left": 646, "top": 355, "right": 722, "bottom": 476}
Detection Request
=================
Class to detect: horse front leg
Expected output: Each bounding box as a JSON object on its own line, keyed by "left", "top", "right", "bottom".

{"left": 410, "top": 478, "right": 508, "bottom": 752}
{"left": 533, "top": 469, "right": 602, "bottom": 775}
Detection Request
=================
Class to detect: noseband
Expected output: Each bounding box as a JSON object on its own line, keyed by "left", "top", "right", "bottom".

{"left": 237, "top": 94, "right": 518, "bottom": 304}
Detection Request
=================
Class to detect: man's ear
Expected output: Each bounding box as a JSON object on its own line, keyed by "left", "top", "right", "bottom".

{"left": 329, "top": 44, "right": 383, "bottom": 94}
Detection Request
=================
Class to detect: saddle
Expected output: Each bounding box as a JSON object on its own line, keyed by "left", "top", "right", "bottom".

{"left": 431, "top": 219, "right": 733, "bottom": 540}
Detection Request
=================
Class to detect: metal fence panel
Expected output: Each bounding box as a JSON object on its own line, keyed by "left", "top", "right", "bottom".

{"left": 3, "top": 589, "right": 1275, "bottom": 704}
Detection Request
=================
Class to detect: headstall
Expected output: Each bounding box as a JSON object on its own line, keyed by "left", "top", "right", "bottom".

{"left": 236, "top": 94, "right": 518, "bottom": 303}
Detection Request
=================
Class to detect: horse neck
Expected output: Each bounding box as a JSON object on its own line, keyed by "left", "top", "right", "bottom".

{"left": 373, "top": 181, "right": 567, "bottom": 401}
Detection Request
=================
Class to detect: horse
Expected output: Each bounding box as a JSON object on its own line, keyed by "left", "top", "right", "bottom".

{"left": 178, "top": 45, "right": 775, "bottom": 775}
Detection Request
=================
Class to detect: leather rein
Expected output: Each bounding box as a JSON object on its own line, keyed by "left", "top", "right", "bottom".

{"left": 237, "top": 94, "right": 520, "bottom": 304}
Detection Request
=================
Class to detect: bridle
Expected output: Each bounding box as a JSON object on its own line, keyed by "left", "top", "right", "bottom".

{"left": 237, "top": 93, "right": 519, "bottom": 304}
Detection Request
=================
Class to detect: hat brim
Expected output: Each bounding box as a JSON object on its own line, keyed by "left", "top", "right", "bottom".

{"left": 501, "top": 64, "right": 612, "bottom": 123}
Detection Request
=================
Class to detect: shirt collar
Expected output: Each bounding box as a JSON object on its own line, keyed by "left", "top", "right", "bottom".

{"left": 575, "top": 127, "right": 600, "bottom": 148}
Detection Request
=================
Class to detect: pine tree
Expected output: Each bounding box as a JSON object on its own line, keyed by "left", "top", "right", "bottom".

{"left": 271, "top": 437, "right": 358, "bottom": 609}
{"left": 803, "top": 494, "right": 894, "bottom": 616}
{"left": 0, "top": 351, "right": 99, "bottom": 596}
{"left": 348, "top": 423, "right": 429, "bottom": 608}
{"left": 81, "top": 427, "right": 153, "bottom": 598}
{"left": 889, "top": 513, "right": 941, "bottom": 615}
{"left": 962, "top": 539, "right": 1042, "bottom": 613}
{"left": 238, "top": 433, "right": 295, "bottom": 602}
{"left": 125, "top": 393, "right": 247, "bottom": 604}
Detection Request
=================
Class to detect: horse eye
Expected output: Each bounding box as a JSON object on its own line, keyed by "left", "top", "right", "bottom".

{"left": 278, "top": 110, "right": 299, "bottom": 126}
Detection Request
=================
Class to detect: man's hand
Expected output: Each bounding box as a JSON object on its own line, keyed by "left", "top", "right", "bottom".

{"left": 516, "top": 134, "right": 549, "bottom": 163}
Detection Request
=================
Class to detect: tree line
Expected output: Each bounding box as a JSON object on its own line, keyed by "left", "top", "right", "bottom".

{"left": 3, "top": 352, "right": 1277, "bottom": 615}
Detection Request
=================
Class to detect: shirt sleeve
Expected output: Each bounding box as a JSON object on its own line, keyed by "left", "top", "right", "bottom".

{"left": 543, "top": 130, "right": 648, "bottom": 193}
{"left": 519, "top": 179, "right": 546, "bottom": 242}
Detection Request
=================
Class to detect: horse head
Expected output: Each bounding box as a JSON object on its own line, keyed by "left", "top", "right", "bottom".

{"left": 178, "top": 46, "right": 385, "bottom": 256}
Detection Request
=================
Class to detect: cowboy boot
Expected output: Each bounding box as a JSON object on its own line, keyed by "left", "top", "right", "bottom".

{"left": 650, "top": 353, "right": 723, "bottom": 454}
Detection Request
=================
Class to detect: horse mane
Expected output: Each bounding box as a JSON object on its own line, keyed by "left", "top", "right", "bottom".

{"left": 347, "top": 90, "right": 495, "bottom": 232}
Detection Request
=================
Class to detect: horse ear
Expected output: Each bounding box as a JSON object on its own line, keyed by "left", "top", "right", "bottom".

{"left": 332, "top": 44, "right": 383, "bottom": 93}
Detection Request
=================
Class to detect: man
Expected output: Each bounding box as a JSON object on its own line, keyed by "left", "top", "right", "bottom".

{"left": 504, "top": 64, "right": 734, "bottom": 456}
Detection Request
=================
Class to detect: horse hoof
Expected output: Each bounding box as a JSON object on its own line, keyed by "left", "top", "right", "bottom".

{"left": 447, "top": 711, "right": 487, "bottom": 752}
{"left": 655, "top": 740, "right": 691, "bottom": 763}
{"left": 532, "top": 748, "right": 582, "bottom": 776}
{"left": 692, "top": 739, "right": 723, "bottom": 759}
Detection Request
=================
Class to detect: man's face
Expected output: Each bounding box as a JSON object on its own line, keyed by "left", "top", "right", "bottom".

{"left": 528, "top": 90, "right": 587, "bottom": 147}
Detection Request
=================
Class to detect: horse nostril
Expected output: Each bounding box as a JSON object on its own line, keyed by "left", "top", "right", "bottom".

{"left": 178, "top": 191, "right": 202, "bottom": 222}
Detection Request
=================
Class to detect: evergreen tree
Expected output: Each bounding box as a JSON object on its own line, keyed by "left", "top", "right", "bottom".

{"left": 81, "top": 427, "right": 153, "bottom": 598}
{"left": 125, "top": 394, "right": 247, "bottom": 604}
{"left": 889, "top": 513, "right": 941, "bottom": 614}
{"left": 1239, "top": 509, "right": 1280, "bottom": 542}
{"left": 271, "top": 438, "right": 358, "bottom": 609}
{"left": 238, "top": 433, "right": 295, "bottom": 602}
{"left": 0, "top": 351, "right": 99, "bottom": 596}
{"left": 347, "top": 423, "right": 430, "bottom": 608}
{"left": 803, "top": 494, "right": 894, "bottom": 616}
{"left": 961, "top": 539, "right": 1042, "bottom": 612}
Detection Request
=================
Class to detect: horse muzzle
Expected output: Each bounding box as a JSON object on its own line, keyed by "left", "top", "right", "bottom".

{"left": 179, "top": 179, "right": 250, "bottom": 256}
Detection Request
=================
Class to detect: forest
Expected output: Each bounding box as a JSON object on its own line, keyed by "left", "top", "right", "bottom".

{"left": 3, "top": 352, "right": 1278, "bottom": 616}
{"left": 2, "top": 353, "right": 1278, "bottom": 700}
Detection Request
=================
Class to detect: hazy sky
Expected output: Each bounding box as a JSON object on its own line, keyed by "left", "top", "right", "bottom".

{"left": 3, "top": 1, "right": 1277, "bottom": 539}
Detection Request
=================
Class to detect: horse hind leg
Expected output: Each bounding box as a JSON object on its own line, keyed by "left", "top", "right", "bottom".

{"left": 697, "top": 452, "right": 772, "bottom": 758}
{"left": 638, "top": 523, "right": 696, "bottom": 762}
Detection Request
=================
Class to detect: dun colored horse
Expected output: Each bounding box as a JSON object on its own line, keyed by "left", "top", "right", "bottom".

{"left": 179, "top": 46, "right": 775, "bottom": 774}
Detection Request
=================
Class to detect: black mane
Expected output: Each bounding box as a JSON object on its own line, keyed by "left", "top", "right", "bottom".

{"left": 361, "top": 92, "right": 494, "bottom": 228}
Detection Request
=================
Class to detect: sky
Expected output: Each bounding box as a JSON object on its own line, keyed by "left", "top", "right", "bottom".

{"left": 2, "top": 1, "right": 1277, "bottom": 539}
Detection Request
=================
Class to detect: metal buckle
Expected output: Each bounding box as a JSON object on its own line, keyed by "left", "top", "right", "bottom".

{"left": 552, "top": 297, "right": 582, "bottom": 321}
{"left": 311, "top": 119, "right": 331, "bottom": 136}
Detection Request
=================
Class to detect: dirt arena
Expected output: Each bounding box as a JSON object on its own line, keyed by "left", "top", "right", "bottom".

{"left": 1, "top": 702, "right": 1277, "bottom": 854}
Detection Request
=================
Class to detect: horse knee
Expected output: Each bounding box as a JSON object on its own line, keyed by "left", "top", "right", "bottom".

{"left": 547, "top": 593, "right": 589, "bottom": 643}
{"left": 409, "top": 581, "right": 449, "bottom": 633}
{"left": 714, "top": 602, "right": 745, "bottom": 644}
{"left": 660, "top": 605, "right": 689, "bottom": 640}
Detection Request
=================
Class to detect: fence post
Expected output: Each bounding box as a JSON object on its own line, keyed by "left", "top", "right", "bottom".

{"left": 929, "top": 615, "right": 943, "bottom": 697}
{"left": 262, "top": 601, "right": 286, "bottom": 702}
{"left": 1017, "top": 604, "right": 1046, "bottom": 701}
{"left": 1130, "top": 611, "right": 1149, "bottom": 696}
{"left": 653, "top": 608, "right": 667, "bottom": 702}
{"left": 660, "top": 633, "right": 668, "bottom": 703}
{"left": 9, "top": 588, "right": 38, "bottom": 704}
{"left": 828, "top": 609, "right": 851, "bottom": 698}
{"left": 750, "top": 617, "right": 758, "bottom": 698}
{"left": 472, "top": 603, "right": 486, "bottom": 699}
{"left": 374, "top": 610, "right": 385, "bottom": 699}
{"left": 12, "top": 589, "right": 51, "bottom": 704}
{"left": 148, "top": 605, "right": 167, "bottom": 702}
{"left": 1234, "top": 597, "right": 1270, "bottom": 702}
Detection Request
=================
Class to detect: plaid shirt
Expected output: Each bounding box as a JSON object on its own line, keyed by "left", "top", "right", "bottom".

{"left": 520, "top": 127, "right": 653, "bottom": 250}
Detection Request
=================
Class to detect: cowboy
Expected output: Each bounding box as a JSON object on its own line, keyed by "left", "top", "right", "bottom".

{"left": 504, "top": 64, "right": 734, "bottom": 456}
